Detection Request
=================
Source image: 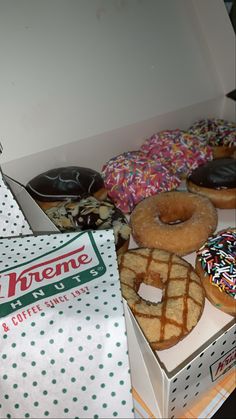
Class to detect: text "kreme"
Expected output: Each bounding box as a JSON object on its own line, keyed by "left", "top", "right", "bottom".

{"left": 0, "top": 246, "right": 92, "bottom": 298}
{"left": 211, "top": 348, "right": 236, "bottom": 382}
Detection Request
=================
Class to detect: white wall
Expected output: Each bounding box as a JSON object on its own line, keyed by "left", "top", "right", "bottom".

{"left": 0, "top": 0, "right": 234, "bottom": 164}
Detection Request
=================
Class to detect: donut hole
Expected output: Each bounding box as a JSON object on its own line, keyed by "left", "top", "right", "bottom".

{"left": 138, "top": 282, "right": 163, "bottom": 303}
{"left": 157, "top": 204, "right": 193, "bottom": 225}
{"left": 136, "top": 273, "right": 164, "bottom": 304}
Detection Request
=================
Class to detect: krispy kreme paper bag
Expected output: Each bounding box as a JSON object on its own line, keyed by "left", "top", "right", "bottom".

{"left": 0, "top": 168, "right": 32, "bottom": 238}
{"left": 0, "top": 230, "right": 134, "bottom": 419}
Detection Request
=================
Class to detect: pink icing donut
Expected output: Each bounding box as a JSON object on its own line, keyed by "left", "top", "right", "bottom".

{"left": 141, "top": 129, "right": 213, "bottom": 178}
{"left": 188, "top": 118, "right": 236, "bottom": 146}
{"left": 102, "top": 151, "right": 180, "bottom": 213}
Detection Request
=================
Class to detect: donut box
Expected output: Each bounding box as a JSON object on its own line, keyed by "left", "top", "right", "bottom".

{"left": 2, "top": 171, "right": 235, "bottom": 419}
{"left": 2, "top": 170, "right": 236, "bottom": 418}
{"left": 125, "top": 208, "right": 236, "bottom": 418}
{"left": 0, "top": 0, "right": 235, "bottom": 418}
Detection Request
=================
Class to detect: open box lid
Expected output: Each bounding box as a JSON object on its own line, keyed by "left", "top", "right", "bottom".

{"left": 0, "top": 0, "right": 235, "bottom": 181}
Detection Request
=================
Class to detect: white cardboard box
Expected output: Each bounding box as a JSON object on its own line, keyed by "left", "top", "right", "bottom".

{"left": 127, "top": 209, "right": 236, "bottom": 418}
{"left": 0, "top": 0, "right": 235, "bottom": 417}
{"left": 1, "top": 0, "right": 235, "bottom": 180}
{"left": 3, "top": 174, "right": 236, "bottom": 418}
{"left": 125, "top": 302, "right": 235, "bottom": 418}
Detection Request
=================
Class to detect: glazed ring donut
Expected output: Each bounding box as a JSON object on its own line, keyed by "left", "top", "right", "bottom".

{"left": 130, "top": 191, "right": 217, "bottom": 256}
{"left": 188, "top": 118, "right": 236, "bottom": 159}
{"left": 187, "top": 158, "right": 236, "bottom": 209}
{"left": 118, "top": 248, "right": 205, "bottom": 350}
{"left": 196, "top": 228, "right": 236, "bottom": 316}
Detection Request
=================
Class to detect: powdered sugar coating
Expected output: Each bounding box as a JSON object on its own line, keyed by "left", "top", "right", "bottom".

{"left": 102, "top": 151, "right": 180, "bottom": 213}
{"left": 188, "top": 118, "right": 236, "bottom": 147}
{"left": 141, "top": 129, "right": 213, "bottom": 177}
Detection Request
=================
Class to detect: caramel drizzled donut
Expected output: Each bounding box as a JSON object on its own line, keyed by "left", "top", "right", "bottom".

{"left": 118, "top": 248, "right": 205, "bottom": 350}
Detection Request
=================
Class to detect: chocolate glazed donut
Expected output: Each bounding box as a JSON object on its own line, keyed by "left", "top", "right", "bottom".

{"left": 187, "top": 158, "right": 236, "bottom": 209}
{"left": 26, "top": 166, "right": 107, "bottom": 210}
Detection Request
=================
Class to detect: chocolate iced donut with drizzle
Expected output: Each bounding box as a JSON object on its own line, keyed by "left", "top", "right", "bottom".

{"left": 41, "top": 196, "right": 131, "bottom": 255}
{"left": 187, "top": 158, "right": 236, "bottom": 208}
{"left": 26, "top": 166, "right": 107, "bottom": 209}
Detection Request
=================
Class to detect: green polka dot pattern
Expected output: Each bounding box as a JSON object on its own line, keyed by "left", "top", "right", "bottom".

{"left": 0, "top": 172, "right": 32, "bottom": 239}
{"left": 0, "top": 231, "right": 134, "bottom": 418}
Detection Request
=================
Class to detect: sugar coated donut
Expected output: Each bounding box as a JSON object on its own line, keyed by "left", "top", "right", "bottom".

{"left": 188, "top": 118, "right": 236, "bottom": 159}
{"left": 130, "top": 191, "right": 217, "bottom": 256}
{"left": 26, "top": 166, "right": 107, "bottom": 207}
{"left": 196, "top": 228, "right": 236, "bottom": 316}
{"left": 42, "top": 196, "right": 131, "bottom": 255}
{"left": 187, "top": 158, "right": 236, "bottom": 209}
{"left": 140, "top": 129, "right": 213, "bottom": 178}
{"left": 118, "top": 248, "right": 205, "bottom": 350}
{"left": 102, "top": 151, "right": 180, "bottom": 213}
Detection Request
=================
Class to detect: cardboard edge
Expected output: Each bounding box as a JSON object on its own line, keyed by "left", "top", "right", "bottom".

{"left": 124, "top": 299, "right": 235, "bottom": 418}
{"left": 162, "top": 318, "right": 236, "bottom": 379}
{"left": 123, "top": 301, "right": 163, "bottom": 418}
{"left": 4, "top": 174, "right": 59, "bottom": 234}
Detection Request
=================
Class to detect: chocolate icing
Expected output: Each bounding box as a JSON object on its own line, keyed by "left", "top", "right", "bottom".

{"left": 26, "top": 166, "right": 105, "bottom": 201}
{"left": 44, "top": 196, "right": 131, "bottom": 252}
{"left": 188, "top": 158, "right": 236, "bottom": 189}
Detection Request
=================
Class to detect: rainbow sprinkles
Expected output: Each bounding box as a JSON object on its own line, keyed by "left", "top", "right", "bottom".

{"left": 197, "top": 229, "right": 236, "bottom": 299}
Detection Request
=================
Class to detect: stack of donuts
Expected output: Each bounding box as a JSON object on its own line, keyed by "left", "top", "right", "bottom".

{"left": 26, "top": 116, "right": 236, "bottom": 351}
{"left": 26, "top": 166, "right": 131, "bottom": 255}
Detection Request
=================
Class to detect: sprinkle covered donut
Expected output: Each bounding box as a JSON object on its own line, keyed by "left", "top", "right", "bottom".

{"left": 140, "top": 129, "right": 213, "bottom": 178}
{"left": 130, "top": 191, "right": 217, "bottom": 256}
{"left": 118, "top": 248, "right": 205, "bottom": 350}
{"left": 102, "top": 151, "right": 180, "bottom": 213}
{"left": 188, "top": 118, "right": 236, "bottom": 159}
{"left": 196, "top": 229, "right": 236, "bottom": 316}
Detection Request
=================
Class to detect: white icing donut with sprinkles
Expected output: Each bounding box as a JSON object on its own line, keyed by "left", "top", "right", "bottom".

{"left": 196, "top": 228, "right": 236, "bottom": 316}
